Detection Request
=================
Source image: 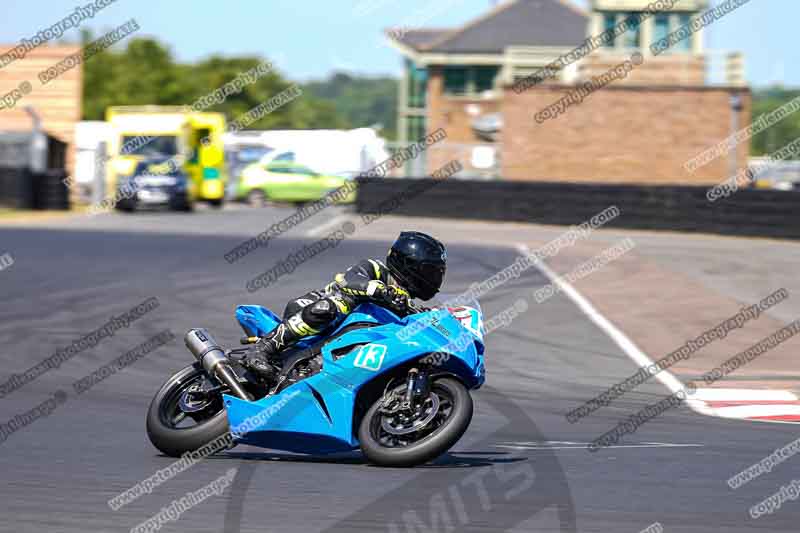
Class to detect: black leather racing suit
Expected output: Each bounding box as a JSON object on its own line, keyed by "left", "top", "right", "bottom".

{"left": 253, "top": 258, "right": 413, "bottom": 364}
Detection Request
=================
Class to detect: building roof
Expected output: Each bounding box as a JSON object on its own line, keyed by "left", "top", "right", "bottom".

{"left": 388, "top": 29, "right": 451, "bottom": 50}
{"left": 386, "top": 0, "right": 587, "bottom": 54}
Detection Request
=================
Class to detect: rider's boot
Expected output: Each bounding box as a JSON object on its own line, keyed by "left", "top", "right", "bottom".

{"left": 244, "top": 323, "right": 299, "bottom": 379}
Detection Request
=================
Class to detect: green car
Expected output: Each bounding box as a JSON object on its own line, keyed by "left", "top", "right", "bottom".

{"left": 236, "top": 162, "right": 356, "bottom": 206}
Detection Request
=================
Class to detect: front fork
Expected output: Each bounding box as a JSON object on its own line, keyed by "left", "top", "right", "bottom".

{"left": 380, "top": 367, "right": 432, "bottom": 416}
{"left": 403, "top": 368, "right": 431, "bottom": 409}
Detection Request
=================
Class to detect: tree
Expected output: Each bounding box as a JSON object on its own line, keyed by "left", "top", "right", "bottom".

{"left": 81, "top": 34, "right": 358, "bottom": 131}
{"left": 750, "top": 88, "right": 800, "bottom": 156}
{"left": 304, "top": 71, "right": 398, "bottom": 139}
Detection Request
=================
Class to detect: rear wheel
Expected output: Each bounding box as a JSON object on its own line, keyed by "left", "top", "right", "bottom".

{"left": 358, "top": 377, "right": 472, "bottom": 467}
{"left": 146, "top": 363, "right": 230, "bottom": 457}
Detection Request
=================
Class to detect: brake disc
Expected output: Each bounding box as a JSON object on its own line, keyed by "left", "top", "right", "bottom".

{"left": 178, "top": 383, "right": 214, "bottom": 413}
{"left": 381, "top": 394, "right": 440, "bottom": 435}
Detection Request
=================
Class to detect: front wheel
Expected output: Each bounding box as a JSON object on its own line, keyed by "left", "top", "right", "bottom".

{"left": 358, "top": 377, "right": 473, "bottom": 467}
{"left": 146, "top": 363, "right": 231, "bottom": 457}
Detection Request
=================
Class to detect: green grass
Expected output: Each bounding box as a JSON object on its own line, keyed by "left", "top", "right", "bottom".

{"left": 0, "top": 208, "right": 29, "bottom": 218}
{"left": 0, "top": 207, "right": 81, "bottom": 220}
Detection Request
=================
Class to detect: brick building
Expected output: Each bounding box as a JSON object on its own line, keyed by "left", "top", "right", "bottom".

{"left": 0, "top": 45, "right": 83, "bottom": 173}
{"left": 386, "top": 0, "right": 750, "bottom": 184}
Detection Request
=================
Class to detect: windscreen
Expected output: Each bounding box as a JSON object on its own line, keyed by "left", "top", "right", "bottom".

{"left": 120, "top": 135, "right": 179, "bottom": 157}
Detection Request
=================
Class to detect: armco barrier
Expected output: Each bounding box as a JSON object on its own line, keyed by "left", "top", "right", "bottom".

{"left": 355, "top": 178, "right": 800, "bottom": 240}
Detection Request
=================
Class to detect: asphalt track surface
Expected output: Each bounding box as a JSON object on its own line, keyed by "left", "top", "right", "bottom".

{"left": 1, "top": 206, "right": 798, "bottom": 532}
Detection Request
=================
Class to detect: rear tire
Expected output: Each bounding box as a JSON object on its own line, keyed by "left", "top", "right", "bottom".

{"left": 146, "top": 363, "right": 230, "bottom": 457}
{"left": 358, "top": 377, "right": 472, "bottom": 467}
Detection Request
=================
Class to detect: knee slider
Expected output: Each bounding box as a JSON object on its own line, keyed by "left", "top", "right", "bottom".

{"left": 303, "top": 299, "right": 337, "bottom": 325}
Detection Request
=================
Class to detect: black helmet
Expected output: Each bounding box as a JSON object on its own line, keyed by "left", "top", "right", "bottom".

{"left": 386, "top": 231, "right": 447, "bottom": 301}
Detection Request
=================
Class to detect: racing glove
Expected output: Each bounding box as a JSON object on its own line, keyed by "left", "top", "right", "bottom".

{"left": 375, "top": 284, "right": 411, "bottom": 313}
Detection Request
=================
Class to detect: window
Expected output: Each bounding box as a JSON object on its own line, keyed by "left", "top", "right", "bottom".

{"left": 406, "top": 116, "right": 426, "bottom": 143}
{"left": 404, "top": 116, "right": 427, "bottom": 175}
{"left": 443, "top": 66, "right": 499, "bottom": 96}
{"left": 293, "top": 166, "right": 317, "bottom": 176}
{"left": 443, "top": 67, "right": 468, "bottom": 95}
{"left": 189, "top": 128, "right": 211, "bottom": 164}
{"left": 603, "top": 13, "right": 617, "bottom": 48}
{"left": 474, "top": 66, "right": 499, "bottom": 92}
{"left": 266, "top": 164, "right": 290, "bottom": 174}
{"left": 272, "top": 151, "right": 295, "bottom": 163}
{"left": 653, "top": 14, "right": 670, "bottom": 44}
{"left": 602, "top": 12, "right": 641, "bottom": 49}
{"left": 676, "top": 14, "right": 692, "bottom": 51}
{"left": 406, "top": 59, "right": 428, "bottom": 108}
{"left": 650, "top": 13, "right": 694, "bottom": 53}
{"left": 622, "top": 12, "right": 642, "bottom": 48}
{"left": 120, "top": 135, "right": 178, "bottom": 157}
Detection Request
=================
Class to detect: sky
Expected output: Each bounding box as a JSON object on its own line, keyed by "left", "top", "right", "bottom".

{"left": 1, "top": 0, "right": 795, "bottom": 88}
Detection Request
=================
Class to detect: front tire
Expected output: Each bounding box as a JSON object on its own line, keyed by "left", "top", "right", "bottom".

{"left": 146, "top": 363, "right": 230, "bottom": 457}
{"left": 358, "top": 377, "right": 473, "bottom": 467}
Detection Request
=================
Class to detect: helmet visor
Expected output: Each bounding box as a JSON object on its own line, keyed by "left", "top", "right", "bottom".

{"left": 412, "top": 261, "right": 445, "bottom": 299}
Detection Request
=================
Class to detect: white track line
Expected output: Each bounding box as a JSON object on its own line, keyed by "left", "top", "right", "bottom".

{"left": 306, "top": 215, "right": 351, "bottom": 237}
{"left": 494, "top": 442, "right": 705, "bottom": 450}
{"left": 713, "top": 405, "right": 800, "bottom": 419}
{"left": 515, "top": 243, "right": 714, "bottom": 416}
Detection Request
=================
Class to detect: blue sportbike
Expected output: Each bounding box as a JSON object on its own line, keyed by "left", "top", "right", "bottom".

{"left": 146, "top": 298, "right": 485, "bottom": 467}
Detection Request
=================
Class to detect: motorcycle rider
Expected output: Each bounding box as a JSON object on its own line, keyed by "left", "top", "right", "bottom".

{"left": 243, "top": 231, "right": 447, "bottom": 378}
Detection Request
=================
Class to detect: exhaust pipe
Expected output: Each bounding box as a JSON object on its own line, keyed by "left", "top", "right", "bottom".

{"left": 185, "top": 328, "right": 252, "bottom": 400}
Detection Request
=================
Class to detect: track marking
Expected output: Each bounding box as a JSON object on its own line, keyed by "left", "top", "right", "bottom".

{"left": 495, "top": 441, "right": 704, "bottom": 450}
{"left": 515, "top": 243, "right": 713, "bottom": 416}
{"left": 516, "top": 243, "right": 800, "bottom": 424}
{"left": 306, "top": 215, "right": 352, "bottom": 237}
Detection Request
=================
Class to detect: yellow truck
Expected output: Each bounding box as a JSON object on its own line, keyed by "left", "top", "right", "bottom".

{"left": 105, "top": 106, "right": 228, "bottom": 207}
